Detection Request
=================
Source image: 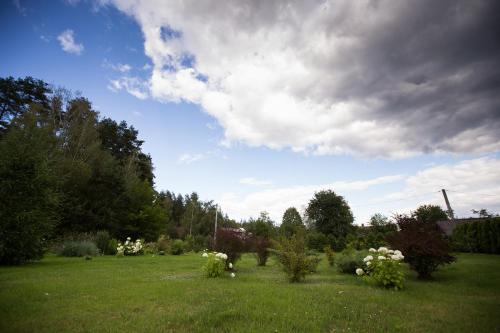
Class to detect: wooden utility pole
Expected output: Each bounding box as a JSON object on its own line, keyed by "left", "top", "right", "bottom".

{"left": 213, "top": 204, "right": 218, "bottom": 246}
{"left": 441, "top": 189, "right": 454, "bottom": 220}
{"left": 189, "top": 205, "right": 194, "bottom": 236}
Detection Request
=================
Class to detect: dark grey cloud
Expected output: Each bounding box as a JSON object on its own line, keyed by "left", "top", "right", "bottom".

{"left": 111, "top": 0, "right": 500, "bottom": 157}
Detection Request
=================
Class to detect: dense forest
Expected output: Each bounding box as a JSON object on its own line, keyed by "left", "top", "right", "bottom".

{"left": 0, "top": 76, "right": 237, "bottom": 264}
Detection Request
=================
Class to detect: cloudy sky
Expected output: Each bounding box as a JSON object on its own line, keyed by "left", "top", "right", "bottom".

{"left": 2, "top": 0, "right": 499, "bottom": 223}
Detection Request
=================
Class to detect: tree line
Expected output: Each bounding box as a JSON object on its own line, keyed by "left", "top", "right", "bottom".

{"left": 0, "top": 76, "right": 234, "bottom": 264}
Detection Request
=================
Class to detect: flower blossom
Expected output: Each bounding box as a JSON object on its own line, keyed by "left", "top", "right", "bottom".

{"left": 230, "top": 272, "right": 236, "bottom": 278}
{"left": 356, "top": 268, "right": 364, "bottom": 276}
{"left": 378, "top": 256, "right": 386, "bottom": 260}
{"left": 369, "top": 248, "right": 377, "bottom": 252}
{"left": 228, "top": 263, "right": 233, "bottom": 269}
{"left": 363, "top": 255, "right": 373, "bottom": 262}
{"left": 377, "top": 247, "right": 388, "bottom": 254}
{"left": 202, "top": 252, "right": 208, "bottom": 258}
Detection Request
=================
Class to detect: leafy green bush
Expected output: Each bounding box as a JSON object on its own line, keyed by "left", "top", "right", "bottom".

{"left": 170, "top": 239, "right": 185, "bottom": 255}
{"left": 324, "top": 245, "right": 335, "bottom": 266}
{"left": 273, "top": 232, "right": 320, "bottom": 282}
{"left": 306, "top": 231, "right": 328, "bottom": 252}
{"left": 253, "top": 236, "right": 271, "bottom": 266}
{"left": 356, "top": 247, "right": 405, "bottom": 290}
{"left": 201, "top": 251, "right": 228, "bottom": 278}
{"left": 95, "top": 231, "right": 111, "bottom": 255}
{"left": 107, "top": 239, "right": 118, "bottom": 255}
{"left": 335, "top": 249, "right": 365, "bottom": 274}
{"left": 143, "top": 242, "right": 159, "bottom": 254}
{"left": 157, "top": 235, "right": 170, "bottom": 253}
{"left": 58, "top": 241, "right": 98, "bottom": 257}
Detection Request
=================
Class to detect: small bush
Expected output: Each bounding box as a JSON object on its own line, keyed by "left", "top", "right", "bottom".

{"left": 170, "top": 239, "right": 185, "bottom": 255}
{"left": 388, "top": 215, "right": 455, "bottom": 279}
{"left": 95, "top": 231, "right": 111, "bottom": 255}
{"left": 324, "top": 245, "right": 335, "bottom": 266}
{"left": 201, "top": 251, "right": 228, "bottom": 278}
{"left": 58, "top": 241, "right": 98, "bottom": 257}
{"left": 307, "top": 231, "right": 328, "bottom": 252}
{"left": 107, "top": 239, "right": 118, "bottom": 255}
{"left": 273, "top": 232, "right": 320, "bottom": 282}
{"left": 215, "top": 228, "right": 249, "bottom": 267}
{"left": 336, "top": 249, "right": 365, "bottom": 274}
{"left": 356, "top": 247, "right": 405, "bottom": 290}
{"left": 143, "top": 242, "right": 159, "bottom": 254}
{"left": 253, "top": 236, "right": 271, "bottom": 266}
{"left": 157, "top": 235, "right": 170, "bottom": 253}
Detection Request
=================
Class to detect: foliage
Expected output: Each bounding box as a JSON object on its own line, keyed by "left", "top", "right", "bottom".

{"left": 57, "top": 241, "right": 99, "bottom": 257}
{"left": 95, "top": 231, "right": 111, "bottom": 255}
{"left": 157, "top": 235, "right": 171, "bottom": 253}
{"left": 215, "top": 228, "right": 248, "bottom": 268}
{"left": 280, "top": 207, "right": 304, "bottom": 238}
{"left": 170, "top": 239, "right": 185, "bottom": 255}
{"left": 324, "top": 245, "right": 335, "bottom": 266}
{"left": 107, "top": 239, "right": 118, "bottom": 255}
{"left": 388, "top": 215, "right": 456, "bottom": 279}
{"left": 242, "top": 212, "right": 276, "bottom": 238}
{"left": 253, "top": 236, "right": 271, "bottom": 266}
{"left": 452, "top": 218, "right": 500, "bottom": 254}
{"left": 116, "top": 238, "right": 144, "bottom": 256}
{"left": 143, "top": 242, "right": 159, "bottom": 255}
{"left": 201, "top": 251, "right": 228, "bottom": 278}
{"left": 412, "top": 205, "right": 448, "bottom": 223}
{"left": 335, "top": 249, "right": 365, "bottom": 274}
{"left": 0, "top": 107, "right": 59, "bottom": 265}
{"left": 356, "top": 247, "right": 405, "bottom": 290}
{"left": 305, "top": 190, "right": 354, "bottom": 239}
{"left": 306, "top": 231, "right": 328, "bottom": 251}
{"left": 272, "top": 232, "right": 320, "bottom": 282}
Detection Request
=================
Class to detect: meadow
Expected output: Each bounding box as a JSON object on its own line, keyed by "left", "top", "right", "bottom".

{"left": 1, "top": 253, "right": 499, "bottom": 333}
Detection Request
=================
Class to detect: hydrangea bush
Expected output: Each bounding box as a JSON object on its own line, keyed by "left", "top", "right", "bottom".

{"left": 201, "top": 251, "right": 234, "bottom": 278}
{"left": 116, "top": 237, "right": 143, "bottom": 256}
{"left": 356, "top": 247, "right": 405, "bottom": 290}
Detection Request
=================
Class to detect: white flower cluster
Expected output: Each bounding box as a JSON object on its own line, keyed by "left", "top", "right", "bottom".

{"left": 117, "top": 237, "right": 143, "bottom": 256}
{"left": 361, "top": 247, "right": 404, "bottom": 268}
{"left": 201, "top": 251, "right": 235, "bottom": 277}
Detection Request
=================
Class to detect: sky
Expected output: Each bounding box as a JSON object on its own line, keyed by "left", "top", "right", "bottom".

{"left": 1, "top": 0, "right": 500, "bottom": 224}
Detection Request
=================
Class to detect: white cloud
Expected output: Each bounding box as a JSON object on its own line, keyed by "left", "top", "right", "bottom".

{"left": 239, "top": 177, "right": 273, "bottom": 187}
{"left": 219, "top": 157, "right": 500, "bottom": 223}
{"left": 57, "top": 29, "right": 84, "bottom": 55}
{"left": 108, "top": 0, "right": 500, "bottom": 158}
{"left": 219, "top": 175, "right": 404, "bottom": 223}
{"left": 381, "top": 157, "right": 500, "bottom": 218}
{"left": 177, "top": 153, "right": 207, "bottom": 165}
{"left": 107, "top": 76, "right": 148, "bottom": 99}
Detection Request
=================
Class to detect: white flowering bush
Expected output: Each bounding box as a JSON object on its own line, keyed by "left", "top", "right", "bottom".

{"left": 201, "top": 251, "right": 233, "bottom": 278}
{"left": 116, "top": 237, "right": 144, "bottom": 256}
{"left": 356, "top": 247, "right": 405, "bottom": 290}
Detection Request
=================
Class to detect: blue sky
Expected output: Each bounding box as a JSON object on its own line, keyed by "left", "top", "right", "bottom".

{"left": 2, "top": 0, "right": 500, "bottom": 223}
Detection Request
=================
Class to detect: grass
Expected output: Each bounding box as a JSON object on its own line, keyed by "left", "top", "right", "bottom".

{"left": 1, "top": 253, "right": 499, "bottom": 333}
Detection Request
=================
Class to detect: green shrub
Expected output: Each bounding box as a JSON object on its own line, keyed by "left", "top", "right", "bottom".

{"left": 202, "top": 252, "right": 227, "bottom": 278}
{"left": 58, "top": 241, "right": 98, "bottom": 257}
{"left": 95, "top": 231, "right": 111, "bottom": 255}
{"left": 324, "top": 245, "right": 335, "bottom": 266}
{"left": 170, "top": 239, "right": 185, "bottom": 255}
{"left": 253, "top": 236, "right": 271, "bottom": 266}
{"left": 193, "top": 235, "right": 209, "bottom": 252}
{"left": 336, "top": 249, "right": 365, "bottom": 274}
{"left": 273, "top": 232, "right": 320, "bottom": 282}
{"left": 107, "top": 239, "right": 118, "bottom": 255}
{"left": 143, "top": 242, "right": 159, "bottom": 254}
{"left": 356, "top": 248, "right": 405, "bottom": 290}
{"left": 157, "top": 235, "right": 170, "bottom": 253}
{"left": 215, "top": 228, "right": 248, "bottom": 267}
{"left": 306, "top": 231, "right": 328, "bottom": 252}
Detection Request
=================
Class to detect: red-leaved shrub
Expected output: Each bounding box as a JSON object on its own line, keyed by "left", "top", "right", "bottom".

{"left": 387, "top": 215, "right": 455, "bottom": 279}
{"left": 215, "top": 228, "right": 249, "bottom": 268}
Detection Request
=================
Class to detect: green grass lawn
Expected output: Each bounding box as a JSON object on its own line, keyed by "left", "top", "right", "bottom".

{"left": 1, "top": 253, "right": 499, "bottom": 333}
